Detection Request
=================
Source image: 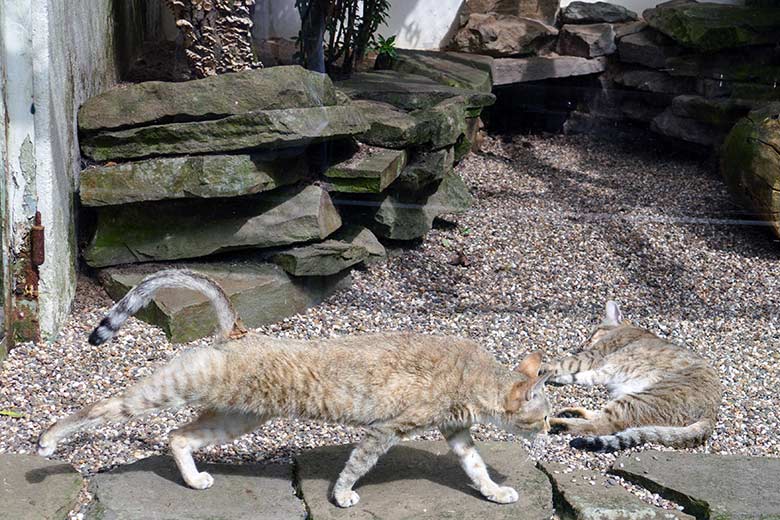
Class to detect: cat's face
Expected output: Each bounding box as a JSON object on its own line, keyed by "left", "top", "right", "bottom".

{"left": 503, "top": 352, "right": 551, "bottom": 433}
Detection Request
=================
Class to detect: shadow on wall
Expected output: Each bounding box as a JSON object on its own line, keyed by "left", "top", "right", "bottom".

{"left": 253, "top": 0, "right": 302, "bottom": 40}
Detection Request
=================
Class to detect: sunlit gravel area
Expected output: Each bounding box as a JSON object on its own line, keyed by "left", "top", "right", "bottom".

{"left": 1, "top": 132, "right": 778, "bottom": 516}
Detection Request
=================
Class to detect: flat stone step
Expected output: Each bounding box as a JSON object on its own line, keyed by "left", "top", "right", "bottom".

{"left": 80, "top": 105, "right": 369, "bottom": 161}
{"left": 99, "top": 260, "right": 350, "bottom": 342}
{"left": 84, "top": 184, "right": 342, "bottom": 268}
{"left": 80, "top": 151, "right": 308, "bottom": 206}
{"left": 85, "top": 456, "right": 305, "bottom": 520}
{"left": 296, "top": 441, "right": 553, "bottom": 520}
{"left": 324, "top": 146, "right": 407, "bottom": 194}
{"left": 390, "top": 49, "right": 493, "bottom": 92}
{"left": 336, "top": 71, "right": 495, "bottom": 112}
{"left": 79, "top": 65, "right": 339, "bottom": 133}
{"left": 492, "top": 56, "right": 608, "bottom": 86}
{"left": 540, "top": 462, "right": 694, "bottom": 520}
{"left": 0, "top": 454, "right": 83, "bottom": 520}
{"left": 612, "top": 450, "right": 780, "bottom": 520}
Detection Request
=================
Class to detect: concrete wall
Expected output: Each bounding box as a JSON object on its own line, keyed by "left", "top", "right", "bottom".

{"left": 1, "top": 0, "right": 119, "bottom": 341}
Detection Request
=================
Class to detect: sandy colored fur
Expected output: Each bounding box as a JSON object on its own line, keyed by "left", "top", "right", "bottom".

{"left": 544, "top": 302, "right": 722, "bottom": 452}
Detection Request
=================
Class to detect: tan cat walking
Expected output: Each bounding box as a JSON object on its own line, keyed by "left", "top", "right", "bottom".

{"left": 543, "top": 301, "right": 722, "bottom": 452}
{"left": 38, "top": 270, "right": 551, "bottom": 508}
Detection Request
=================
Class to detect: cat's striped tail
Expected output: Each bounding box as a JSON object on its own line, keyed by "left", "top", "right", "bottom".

{"left": 569, "top": 419, "right": 714, "bottom": 452}
{"left": 89, "top": 269, "right": 246, "bottom": 345}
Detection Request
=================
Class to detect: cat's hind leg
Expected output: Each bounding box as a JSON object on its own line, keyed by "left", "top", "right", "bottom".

{"left": 169, "top": 410, "right": 265, "bottom": 490}
{"left": 441, "top": 427, "right": 518, "bottom": 504}
{"left": 332, "top": 428, "right": 399, "bottom": 508}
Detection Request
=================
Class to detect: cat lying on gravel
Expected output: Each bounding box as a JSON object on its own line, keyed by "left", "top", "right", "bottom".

{"left": 38, "top": 269, "right": 551, "bottom": 508}
{"left": 542, "top": 301, "right": 721, "bottom": 452}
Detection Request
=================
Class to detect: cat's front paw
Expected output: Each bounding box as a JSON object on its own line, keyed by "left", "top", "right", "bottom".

{"left": 548, "top": 418, "right": 569, "bottom": 435}
{"left": 333, "top": 489, "right": 360, "bottom": 508}
{"left": 186, "top": 471, "right": 214, "bottom": 490}
{"left": 485, "top": 486, "right": 519, "bottom": 504}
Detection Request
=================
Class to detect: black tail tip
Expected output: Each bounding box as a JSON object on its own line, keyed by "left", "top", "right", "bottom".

{"left": 88, "top": 327, "right": 109, "bottom": 346}
{"left": 570, "top": 436, "right": 616, "bottom": 453}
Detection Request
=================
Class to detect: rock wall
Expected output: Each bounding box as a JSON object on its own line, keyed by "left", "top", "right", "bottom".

{"left": 77, "top": 63, "right": 494, "bottom": 341}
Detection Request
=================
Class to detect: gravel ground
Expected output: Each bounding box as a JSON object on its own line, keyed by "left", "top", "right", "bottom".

{"left": 1, "top": 132, "right": 779, "bottom": 517}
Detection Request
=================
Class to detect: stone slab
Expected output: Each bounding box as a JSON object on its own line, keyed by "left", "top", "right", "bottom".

{"left": 540, "top": 462, "right": 694, "bottom": 520}
{"left": 325, "top": 146, "right": 407, "bottom": 194}
{"left": 617, "top": 29, "right": 682, "bottom": 69}
{"left": 0, "top": 454, "right": 83, "bottom": 520}
{"left": 492, "top": 56, "right": 607, "bottom": 86}
{"left": 99, "top": 260, "right": 350, "bottom": 342}
{"left": 296, "top": 441, "right": 553, "bottom": 520}
{"left": 352, "top": 98, "right": 469, "bottom": 151}
{"left": 270, "top": 225, "right": 385, "bottom": 276}
{"left": 393, "top": 148, "right": 455, "bottom": 194}
{"left": 80, "top": 105, "right": 369, "bottom": 161}
{"left": 86, "top": 456, "right": 305, "bottom": 520}
{"left": 560, "top": 1, "right": 638, "bottom": 24}
{"left": 613, "top": 69, "right": 695, "bottom": 95}
{"left": 84, "top": 184, "right": 342, "bottom": 268}
{"left": 78, "top": 65, "right": 339, "bottom": 133}
{"left": 612, "top": 450, "right": 780, "bottom": 520}
{"left": 80, "top": 152, "right": 308, "bottom": 206}
{"left": 650, "top": 109, "right": 721, "bottom": 147}
{"left": 336, "top": 71, "right": 495, "bottom": 112}
{"left": 557, "top": 23, "right": 617, "bottom": 58}
{"left": 391, "top": 49, "right": 493, "bottom": 93}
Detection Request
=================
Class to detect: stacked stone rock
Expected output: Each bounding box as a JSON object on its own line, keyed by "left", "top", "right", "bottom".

{"left": 78, "top": 64, "right": 494, "bottom": 341}
{"left": 446, "top": 0, "right": 780, "bottom": 238}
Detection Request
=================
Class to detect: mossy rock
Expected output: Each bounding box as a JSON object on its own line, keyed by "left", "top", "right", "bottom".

{"left": 721, "top": 104, "right": 780, "bottom": 238}
{"left": 644, "top": 3, "right": 780, "bottom": 52}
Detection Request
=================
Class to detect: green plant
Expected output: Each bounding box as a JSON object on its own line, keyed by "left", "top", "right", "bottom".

{"left": 372, "top": 34, "right": 398, "bottom": 59}
{"left": 296, "top": 0, "right": 392, "bottom": 76}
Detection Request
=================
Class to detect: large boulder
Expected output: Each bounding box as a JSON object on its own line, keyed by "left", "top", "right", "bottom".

{"left": 80, "top": 152, "right": 308, "bottom": 206}
{"left": 493, "top": 0, "right": 561, "bottom": 25}
{"left": 557, "top": 23, "right": 617, "bottom": 58}
{"left": 78, "top": 65, "right": 339, "bottom": 133}
{"left": 100, "top": 261, "right": 350, "bottom": 342}
{"left": 0, "top": 454, "right": 83, "bottom": 520}
{"left": 721, "top": 104, "right": 780, "bottom": 238}
{"left": 643, "top": 3, "right": 780, "bottom": 52}
{"left": 325, "top": 146, "right": 407, "bottom": 194}
{"left": 612, "top": 450, "right": 780, "bottom": 519}
{"left": 560, "top": 1, "right": 638, "bottom": 24}
{"left": 492, "top": 55, "right": 607, "bottom": 85}
{"left": 296, "top": 441, "right": 553, "bottom": 520}
{"left": 84, "top": 185, "right": 342, "bottom": 267}
{"left": 86, "top": 456, "right": 305, "bottom": 520}
{"left": 651, "top": 95, "right": 756, "bottom": 147}
{"left": 617, "top": 29, "right": 683, "bottom": 68}
{"left": 449, "top": 13, "right": 558, "bottom": 57}
{"left": 80, "top": 105, "right": 369, "bottom": 161}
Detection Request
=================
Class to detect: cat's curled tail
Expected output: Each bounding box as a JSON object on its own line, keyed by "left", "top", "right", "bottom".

{"left": 89, "top": 269, "right": 246, "bottom": 345}
{"left": 570, "top": 419, "right": 714, "bottom": 453}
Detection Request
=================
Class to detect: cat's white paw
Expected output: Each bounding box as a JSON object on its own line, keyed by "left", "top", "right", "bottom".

{"left": 486, "top": 486, "right": 519, "bottom": 504}
{"left": 187, "top": 471, "right": 214, "bottom": 490}
{"left": 37, "top": 436, "right": 56, "bottom": 457}
{"left": 333, "top": 489, "right": 360, "bottom": 508}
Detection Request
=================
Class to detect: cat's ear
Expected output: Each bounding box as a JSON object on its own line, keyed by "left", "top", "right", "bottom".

{"left": 516, "top": 351, "right": 542, "bottom": 378}
{"left": 505, "top": 381, "right": 529, "bottom": 412}
{"left": 604, "top": 300, "right": 623, "bottom": 326}
{"left": 525, "top": 373, "right": 550, "bottom": 401}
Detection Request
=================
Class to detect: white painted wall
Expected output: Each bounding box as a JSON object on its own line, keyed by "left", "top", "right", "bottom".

{"left": 250, "top": 0, "right": 745, "bottom": 50}
{"left": 1, "top": 0, "right": 119, "bottom": 340}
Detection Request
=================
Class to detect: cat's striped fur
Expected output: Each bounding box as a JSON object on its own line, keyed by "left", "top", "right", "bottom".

{"left": 39, "top": 270, "right": 551, "bottom": 508}
{"left": 543, "top": 301, "right": 721, "bottom": 453}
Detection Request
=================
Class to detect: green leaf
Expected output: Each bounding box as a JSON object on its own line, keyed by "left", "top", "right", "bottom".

{"left": 0, "top": 410, "right": 25, "bottom": 418}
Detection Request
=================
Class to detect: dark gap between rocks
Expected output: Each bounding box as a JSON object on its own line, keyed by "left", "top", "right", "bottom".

{"left": 609, "top": 468, "right": 711, "bottom": 520}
